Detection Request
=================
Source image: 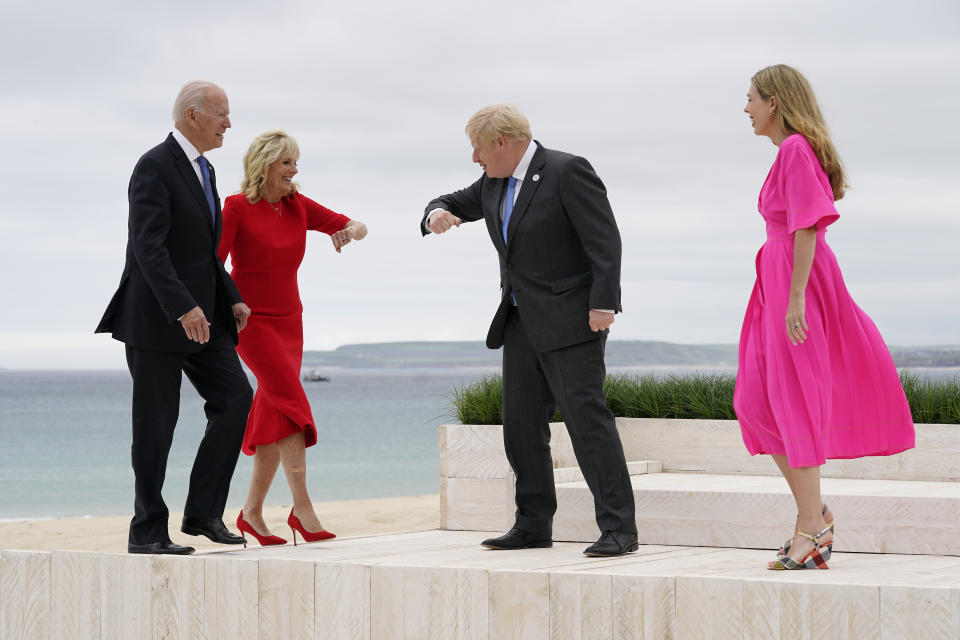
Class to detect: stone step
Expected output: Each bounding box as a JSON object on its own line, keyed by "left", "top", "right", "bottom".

{"left": 552, "top": 459, "right": 662, "bottom": 484}
{"left": 439, "top": 420, "right": 960, "bottom": 539}
{"left": 551, "top": 472, "right": 960, "bottom": 555}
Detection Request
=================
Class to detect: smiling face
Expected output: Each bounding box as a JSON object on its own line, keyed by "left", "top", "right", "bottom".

{"left": 189, "top": 89, "right": 231, "bottom": 153}
{"left": 744, "top": 83, "right": 777, "bottom": 138}
{"left": 471, "top": 135, "right": 523, "bottom": 178}
{"left": 264, "top": 157, "right": 299, "bottom": 199}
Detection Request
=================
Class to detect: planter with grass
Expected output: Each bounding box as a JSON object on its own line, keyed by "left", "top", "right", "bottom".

{"left": 440, "top": 371, "right": 960, "bottom": 553}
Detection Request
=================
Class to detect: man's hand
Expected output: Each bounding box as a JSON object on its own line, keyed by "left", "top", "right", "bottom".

{"left": 428, "top": 210, "right": 462, "bottom": 235}
{"left": 589, "top": 310, "right": 615, "bottom": 332}
{"left": 180, "top": 306, "right": 210, "bottom": 343}
{"left": 232, "top": 302, "right": 252, "bottom": 331}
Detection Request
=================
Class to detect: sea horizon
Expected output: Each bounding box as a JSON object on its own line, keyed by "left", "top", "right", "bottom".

{"left": 3, "top": 338, "right": 959, "bottom": 372}
{"left": 2, "top": 342, "right": 957, "bottom": 522}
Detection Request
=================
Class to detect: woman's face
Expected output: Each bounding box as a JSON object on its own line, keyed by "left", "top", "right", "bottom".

{"left": 744, "top": 84, "right": 776, "bottom": 137}
{"left": 265, "top": 156, "right": 298, "bottom": 196}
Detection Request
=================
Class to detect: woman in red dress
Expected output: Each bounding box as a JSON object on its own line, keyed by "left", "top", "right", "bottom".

{"left": 218, "top": 129, "right": 367, "bottom": 546}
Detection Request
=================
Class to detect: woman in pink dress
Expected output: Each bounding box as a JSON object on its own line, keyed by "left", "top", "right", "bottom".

{"left": 735, "top": 65, "right": 914, "bottom": 570}
{"left": 218, "top": 130, "right": 367, "bottom": 546}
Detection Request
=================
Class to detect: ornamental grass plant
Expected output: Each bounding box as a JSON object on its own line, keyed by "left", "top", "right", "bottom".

{"left": 900, "top": 370, "right": 960, "bottom": 424}
{"left": 451, "top": 374, "right": 505, "bottom": 425}
{"left": 450, "top": 370, "right": 960, "bottom": 425}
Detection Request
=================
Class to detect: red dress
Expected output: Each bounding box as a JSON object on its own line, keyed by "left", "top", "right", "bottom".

{"left": 219, "top": 192, "right": 350, "bottom": 455}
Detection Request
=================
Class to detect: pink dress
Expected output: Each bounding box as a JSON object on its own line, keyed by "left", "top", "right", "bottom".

{"left": 733, "top": 134, "right": 915, "bottom": 468}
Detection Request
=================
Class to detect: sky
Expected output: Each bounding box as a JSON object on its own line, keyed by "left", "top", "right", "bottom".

{"left": 0, "top": 0, "right": 957, "bottom": 369}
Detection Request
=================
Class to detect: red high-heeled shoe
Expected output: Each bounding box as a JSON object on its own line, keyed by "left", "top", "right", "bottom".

{"left": 287, "top": 508, "right": 336, "bottom": 545}
{"left": 236, "top": 511, "right": 287, "bottom": 548}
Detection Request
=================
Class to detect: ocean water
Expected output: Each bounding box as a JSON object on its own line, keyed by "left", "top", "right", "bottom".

{"left": 0, "top": 367, "right": 492, "bottom": 521}
{"left": 1, "top": 365, "right": 956, "bottom": 521}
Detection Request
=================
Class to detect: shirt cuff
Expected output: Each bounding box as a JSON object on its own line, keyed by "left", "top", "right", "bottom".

{"left": 425, "top": 208, "right": 445, "bottom": 228}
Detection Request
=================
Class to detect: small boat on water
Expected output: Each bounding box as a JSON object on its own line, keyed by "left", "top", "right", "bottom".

{"left": 301, "top": 369, "right": 330, "bottom": 382}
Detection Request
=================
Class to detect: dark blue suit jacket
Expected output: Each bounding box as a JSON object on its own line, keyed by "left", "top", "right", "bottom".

{"left": 423, "top": 142, "right": 622, "bottom": 352}
{"left": 96, "top": 133, "right": 242, "bottom": 352}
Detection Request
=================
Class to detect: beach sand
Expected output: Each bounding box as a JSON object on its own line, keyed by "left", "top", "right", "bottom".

{"left": 0, "top": 494, "right": 439, "bottom": 553}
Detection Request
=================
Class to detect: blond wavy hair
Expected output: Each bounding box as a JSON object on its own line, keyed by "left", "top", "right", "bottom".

{"left": 240, "top": 129, "right": 300, "bottom": 203}
{"left": 752, "top": 64, "right": 848, "bottom": 200}
{"left": 465, "top": 104, "right": 532, "bottom": 146}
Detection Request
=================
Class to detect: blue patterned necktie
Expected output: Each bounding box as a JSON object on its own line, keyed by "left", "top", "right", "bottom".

{"left": 197, "top": 155, "right": 216, "bottom": 226}
{"left": 501, "top": 176, "right": 518, "bottom": 244}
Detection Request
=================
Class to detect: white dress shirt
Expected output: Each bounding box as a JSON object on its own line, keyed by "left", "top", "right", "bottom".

{"left": 170, "top": 129, "right": 211, "bottom": 322}
{"left": 500, "top": 139, "right": 536, "bottom": 217}
{"left": 171, "top": 128, "right": 206, "bottom": 186}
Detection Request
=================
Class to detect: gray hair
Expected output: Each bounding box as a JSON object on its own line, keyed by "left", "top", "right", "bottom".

{"left": 172, "top": 81, "right": 224, "bottom": 125}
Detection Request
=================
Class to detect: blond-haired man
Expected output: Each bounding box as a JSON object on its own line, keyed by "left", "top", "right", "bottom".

{"left": 421, "top": 104, "right": 637, "bottom": 556}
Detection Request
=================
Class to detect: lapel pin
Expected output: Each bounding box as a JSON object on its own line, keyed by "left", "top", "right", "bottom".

{"left": 532, "top": 174, "right": 540, "bottom": 182}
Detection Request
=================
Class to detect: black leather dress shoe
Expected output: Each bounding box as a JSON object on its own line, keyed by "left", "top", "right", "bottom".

{"left": 583, "top": 531, "right": 639, "bottom": 557}
{"left": 481, "top": 528, "right": 553, "bottom": 550}
{"left": 128, "top": 540, "right": 195, "bottom": 555}
{"left": 181, "top": 517, "right": 246, "bottom": 545}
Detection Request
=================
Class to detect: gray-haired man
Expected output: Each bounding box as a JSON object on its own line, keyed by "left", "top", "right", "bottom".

{"left": 97, "top": 81, "right": 252, "bottom": 554}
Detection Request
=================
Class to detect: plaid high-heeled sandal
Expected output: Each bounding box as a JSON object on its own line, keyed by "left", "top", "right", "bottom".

{"left": 768, "top": 524, "right": 834, "bottom": 570}
{"left": 779, "top": 503, "right": 833, "bottom": 555}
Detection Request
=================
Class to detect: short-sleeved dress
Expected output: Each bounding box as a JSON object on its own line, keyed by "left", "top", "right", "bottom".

{"left": 733, "top": 134, "right": 915, "bottom": 468}
{"left": 219, "top": 192, "right": 350, "bottom": 455}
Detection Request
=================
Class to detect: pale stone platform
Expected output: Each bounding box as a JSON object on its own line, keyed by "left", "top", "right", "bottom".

{"left": 4, "top": 417, "right": 957, "bottom": 638}
{"left": 4, "top": 529, "right": 960, "bottom": 639}
{"left": 441, "top": 419, "right": 960, "bottom": 555}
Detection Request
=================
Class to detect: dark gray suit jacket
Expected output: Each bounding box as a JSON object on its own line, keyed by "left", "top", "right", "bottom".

{"left": 423, "top": 141, "right": 622, "bottom": 352}
{"left": 96, "top": 133, "right": 243, "bottom": 352}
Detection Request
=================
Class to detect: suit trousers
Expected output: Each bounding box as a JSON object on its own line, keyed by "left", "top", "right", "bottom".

{"left": 124, "top": 326, "right": 252, "bottom": 545}
{"left": 502, "top": 307, "right": 636, "bottom": 537}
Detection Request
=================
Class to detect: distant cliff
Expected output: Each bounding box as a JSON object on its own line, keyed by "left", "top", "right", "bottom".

{"left": 889, "top": 346, "right": 960, "bottom": 367}
{"left": 303, "top": 341, "right": 960, "bottom": 369}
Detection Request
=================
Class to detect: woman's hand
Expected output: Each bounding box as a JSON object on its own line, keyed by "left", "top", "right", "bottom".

{"left": 786, "top": 293, "right": 808, "bottom": 345}
{"left": 787, "top": 226, "right": 817, "bottom": 345}
{"left": 331, "top": 221, "right": 367, "bottom": 253}
{"left": 331, "top": 226, "right": 355, "bottom": 253}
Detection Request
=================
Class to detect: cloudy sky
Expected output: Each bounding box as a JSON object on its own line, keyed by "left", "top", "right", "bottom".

{"left": 1, "top": 0, "right": 957, "bottom": 369}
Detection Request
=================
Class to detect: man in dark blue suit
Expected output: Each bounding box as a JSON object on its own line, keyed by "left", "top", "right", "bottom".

{"left": 97, "top": 81, "right": 252, "bottom": 554}
{"left": 422, "top": 104, "right": 638, "bottom": 557}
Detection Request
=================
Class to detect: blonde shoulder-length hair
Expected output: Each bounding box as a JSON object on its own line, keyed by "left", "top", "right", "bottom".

{"left": 240, "top": 129, "right": 301, "bottom": 203}
{"left": 752, "top": 64, "right": 848, "bottom": 200}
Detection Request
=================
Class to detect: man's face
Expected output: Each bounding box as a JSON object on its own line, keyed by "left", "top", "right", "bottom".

{"left": 471, "top": 135, "right": 514, "bottom": 178}
{"left": 189, "top": 90, "right": 231, "bottom": 153}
